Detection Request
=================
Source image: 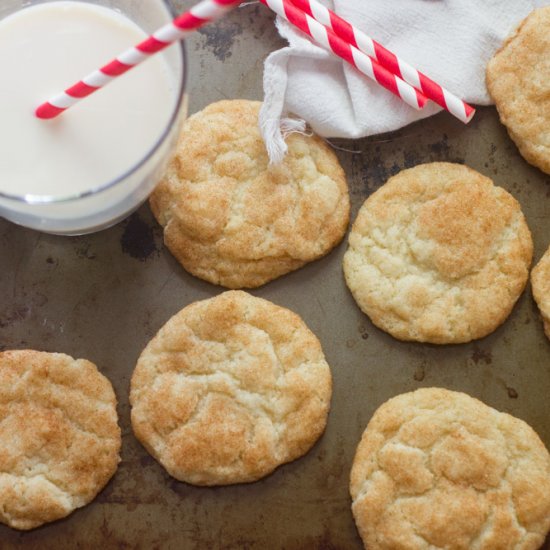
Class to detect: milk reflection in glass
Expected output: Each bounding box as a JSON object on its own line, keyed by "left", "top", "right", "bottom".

{"left": 0, "top": 1, "right": 184, "bottom": 234}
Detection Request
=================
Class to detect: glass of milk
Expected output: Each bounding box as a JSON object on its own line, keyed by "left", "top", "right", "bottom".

{"left": 0, "top": 0, "right": 186, "bottom": 235}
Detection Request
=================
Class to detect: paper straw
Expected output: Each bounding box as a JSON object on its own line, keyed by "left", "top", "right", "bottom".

{"left": 258, "top": 0, "right": 427, "bottom": 111}
{"left": 35, "top": 0, "right": 242, "bottom": 119}
{"left": 289, "top": 0, "right": 475, "bottom": 123}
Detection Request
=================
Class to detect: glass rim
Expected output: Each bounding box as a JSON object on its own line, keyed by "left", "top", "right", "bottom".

{"left": 0, "top": 0, "right": 187, "bottom": 205}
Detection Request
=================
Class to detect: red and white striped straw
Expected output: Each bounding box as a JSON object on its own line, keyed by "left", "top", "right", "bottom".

{"left": 258, "top": 0, "right": 427, "bottom": 112}
{"left": 289, "top": 0, "right": 475, "bottom": 124}
{"left": 35, "top": 0, "right": 242, "bottom": 119}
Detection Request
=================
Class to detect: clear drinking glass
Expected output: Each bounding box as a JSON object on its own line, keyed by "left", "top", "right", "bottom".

{"left": 0, "top": 0, "right": 187, "bottom": 235}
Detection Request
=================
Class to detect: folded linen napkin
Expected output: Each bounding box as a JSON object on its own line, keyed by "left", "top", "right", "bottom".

{"left": 260, "top": 0, "right": 547, "bottom": 163}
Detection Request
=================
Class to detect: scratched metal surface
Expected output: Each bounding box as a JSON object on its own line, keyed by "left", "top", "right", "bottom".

{"left": 1, "top": 1, "right": 550, "bottom": 548}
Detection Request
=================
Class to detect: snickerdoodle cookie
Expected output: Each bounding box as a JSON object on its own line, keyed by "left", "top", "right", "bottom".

{"left": 532, "top": 244, "right": 550, "bottom": 339}
{"left": 343, "top": 163, "right": 533, "bottom": 344}
{"left": 150, "top": 99, "right": 350, "bottom": 289}
{"left": 130, "top": 291, "right": 332, "bottom": 485}
{"left": 487, "top": 6, "right": 550, "bottom": 175}
{"left": 350, "top": 387, "right": 550, "bottom": 550}
{"left": 0, "top": 350, "right": 121, "bottom": 530}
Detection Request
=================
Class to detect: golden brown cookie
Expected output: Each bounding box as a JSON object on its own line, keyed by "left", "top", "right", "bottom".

{"left": 130, "top": 291, "right": 332, "bottom": 486}
{"left": 150, "top": 99, "right": 350, "bottom": 289}
{"left": 350, "top": 387, "right": 550, "bottom": 550}
{"left": 487, "top": 7, "right": 550, "bottom": 174}
{"left": 343, "top": 163, "right": 533, "bottom": 344}
{"left": 0, "top": 350, "right": 121, "bottom": 530}
{"left": 532, "top": 244, "right": 550, "bottom": 339}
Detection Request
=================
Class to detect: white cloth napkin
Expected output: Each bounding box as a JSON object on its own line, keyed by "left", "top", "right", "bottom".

{"left": 260, "top": 0, "right": 548, "bottom": 163}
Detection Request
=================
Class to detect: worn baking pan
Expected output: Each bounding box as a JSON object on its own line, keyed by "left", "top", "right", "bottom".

{"left": 0, "top": 1, "right": 549, "bottom": 548}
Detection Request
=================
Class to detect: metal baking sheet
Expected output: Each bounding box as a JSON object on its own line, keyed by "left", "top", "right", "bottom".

{"left": 1, "top": 1, "right": 549, "bottom": 548}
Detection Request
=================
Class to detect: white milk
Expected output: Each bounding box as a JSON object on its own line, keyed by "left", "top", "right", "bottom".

{"left": 0, "top": 1, "right": 184, "bottom": 233}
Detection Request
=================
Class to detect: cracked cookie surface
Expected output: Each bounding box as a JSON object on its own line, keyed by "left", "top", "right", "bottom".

{"left": 350, "top": 387, "right": 550, "bottom": 550}
{"left": 532, "top": 244, "right": 550, "bottom": 339}
{"left": 130, "top": 291, "right": 332, "bottom": 485}
{"left": 150, "top": 99, "right": 350, "bottom": 289}
{"left": 0, "top": 350, "right": 121, "bottom": 530}
{"left": 487, "top": 6, "right": 550, "bottom": 175}
{"left": 343, "top": 163, "right": 532, "bottom": 344}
